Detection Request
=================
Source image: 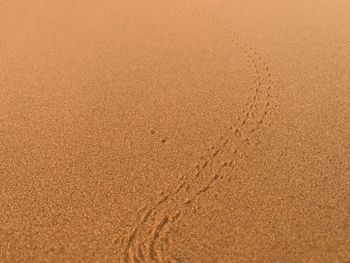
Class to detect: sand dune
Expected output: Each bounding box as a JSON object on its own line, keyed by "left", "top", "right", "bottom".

{"left": 1, "top": 0, "right": 349, "bottom": 262}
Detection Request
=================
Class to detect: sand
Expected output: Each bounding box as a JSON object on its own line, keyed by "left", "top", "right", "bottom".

{"left": 1, "top": 0, "right": 350, "bottom": 262}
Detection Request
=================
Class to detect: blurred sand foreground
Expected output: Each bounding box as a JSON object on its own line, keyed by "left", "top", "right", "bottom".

{"left": 1, "top": 0, "right": 349, "bottom": 262}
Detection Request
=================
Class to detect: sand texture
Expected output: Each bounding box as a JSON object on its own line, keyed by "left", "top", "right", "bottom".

{"left": 1, "top": 0, "right": 350, "bottom": 262}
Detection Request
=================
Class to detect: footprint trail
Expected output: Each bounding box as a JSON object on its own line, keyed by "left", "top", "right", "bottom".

{"left": 117, "top": 1, "right": 276, "bottom": 262}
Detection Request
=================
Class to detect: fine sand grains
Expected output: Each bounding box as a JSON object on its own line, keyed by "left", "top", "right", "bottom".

{"left": 1, "top": 0, "right": 350, "bottom": 262}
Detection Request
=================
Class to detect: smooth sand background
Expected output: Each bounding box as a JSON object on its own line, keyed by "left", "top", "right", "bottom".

{"left": 1, "top": 0, "right": 350, "bottom": 262}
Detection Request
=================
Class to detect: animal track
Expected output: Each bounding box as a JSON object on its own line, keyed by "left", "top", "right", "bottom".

{"left": 160, "top": 138, "right": 168, "bottom": 144}
{"left": 150, "top": 129, "right": 169, "bottom": 144}
{"left": 117, "top": 1, "right": 276, "bottom": 262}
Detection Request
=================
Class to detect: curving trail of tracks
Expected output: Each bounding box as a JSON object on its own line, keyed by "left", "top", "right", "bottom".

{"left": 117, "top": 1, "right": 276, "bottom": 262}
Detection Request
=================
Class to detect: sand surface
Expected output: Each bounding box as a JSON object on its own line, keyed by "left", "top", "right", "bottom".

{"left": 1, "top": 0, "right": 350, "bottom": 262}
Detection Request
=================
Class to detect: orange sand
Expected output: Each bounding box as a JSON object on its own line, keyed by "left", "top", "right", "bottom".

{"left": 1, "top": 0, "right": 349, "bottom": 262}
